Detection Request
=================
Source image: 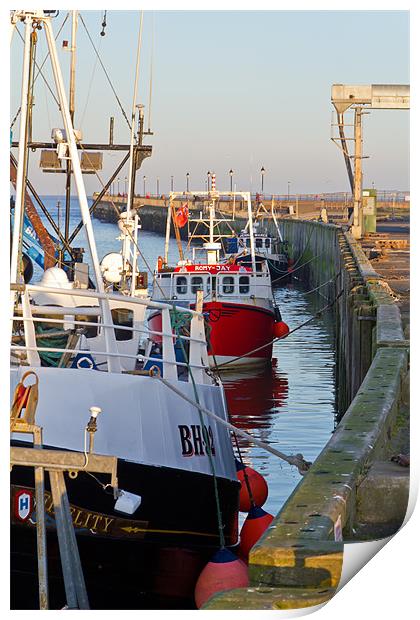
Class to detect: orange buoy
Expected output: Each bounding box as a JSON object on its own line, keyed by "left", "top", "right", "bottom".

{"left": 273, "top": 321, "right": 290, "bottom": 339}
{"left": 194, "top": 548, "right": 249, "bottom": 609}
{"left": 157, "top": 255, "right": 164, "bottom": 271}
{"left": 236, "top": 459, "right": 268, "bottom": 512}
{"left": 239, "top": 506, "right": 274, "bottom": 562}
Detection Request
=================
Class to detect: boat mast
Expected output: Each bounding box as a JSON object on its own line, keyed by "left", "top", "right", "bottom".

{"left": 10, "top": 14, "right": 32, "bottom": 289}
{"left": 43, "top": 13, "right": 121, "bottom": 372}
{"left": 245, "top": 192, "right": 257, "bottom": 272}
{"left": 205, "top": 173, "right": 221, "bottom": 264}
{"left": 64, "top": 10, "right": 78, "bottom": 251}
{"left": 126, "top": 11, "right": 143, "bottom": 296}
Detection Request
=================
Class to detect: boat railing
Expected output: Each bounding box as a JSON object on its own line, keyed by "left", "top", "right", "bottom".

{"left": 10, "top": 284, "right": 211, "bottom": 384}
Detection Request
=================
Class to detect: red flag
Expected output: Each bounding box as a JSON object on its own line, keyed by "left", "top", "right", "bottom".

{"left": 175, "top": 203, "right": 189, "bottom": 228}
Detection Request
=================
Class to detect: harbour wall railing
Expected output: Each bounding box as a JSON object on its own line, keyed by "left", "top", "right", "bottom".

{"left": 204, "top": 218, "right": 410, "bottom": 610}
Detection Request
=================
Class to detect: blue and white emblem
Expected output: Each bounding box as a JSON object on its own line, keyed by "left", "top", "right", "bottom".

{"left": 71, "top": 353, "right": 97, "bottom": 370}
{"left": 15, "top": 490, "right": 34, "bottom": 522}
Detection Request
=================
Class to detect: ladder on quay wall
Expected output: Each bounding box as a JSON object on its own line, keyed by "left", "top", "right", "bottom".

{"left": 11, "top": 375, "right": 118, "bottom": 610}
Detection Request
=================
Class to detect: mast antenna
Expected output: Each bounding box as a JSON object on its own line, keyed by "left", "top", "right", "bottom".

{"left": 100, "top": 11, "right": 107, "bottom": 36}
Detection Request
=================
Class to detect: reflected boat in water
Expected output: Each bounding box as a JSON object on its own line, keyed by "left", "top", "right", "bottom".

{"left": 223, "top": 364, "right": 289, "bottom": 437}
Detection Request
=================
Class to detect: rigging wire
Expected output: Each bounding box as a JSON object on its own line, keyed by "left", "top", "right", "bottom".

{"left": 75, "top": 144, "right": 169, "bottom": 300}
{"left": 79, "top": 16, "right": 103, "bottom": 129}
{"left": 10, "top": 12, "right": 69, "bottom": 128}
{"left": 147, "top": 11, "right": 154, "bottom": 133}
{"left": 79, "top": 13, "right": 132, "bottom": 132}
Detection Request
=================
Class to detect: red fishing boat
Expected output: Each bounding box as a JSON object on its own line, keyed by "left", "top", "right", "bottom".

{"left": 149, "top": 176, "right": 288, "bottom": 369}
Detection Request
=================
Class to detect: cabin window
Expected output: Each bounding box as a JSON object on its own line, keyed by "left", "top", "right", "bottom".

{"left": 175, "top": 276, "right": 188, "bottom": 295}
{"left": 111, "top": 308, "right": 134, "bottom": 341}
{"left": 246, "top": 238, "right": 251, "bottom": 248}
{"left": 265, "top": 238, "right": 271, "bottom": 249}
{"left": 191, "top": 276, "right": 204, "bottom": 294}
{"left": 75, "top": 308, "right": 99, "bottom": 338}
{"left": 222, "top": 276, "right": 235, "bottom": 295}
{"left": 239, "top": 275, "right": 250, "bottom": 294}
{"left": 255, "top": 238, "right": 263, "bottom": 249}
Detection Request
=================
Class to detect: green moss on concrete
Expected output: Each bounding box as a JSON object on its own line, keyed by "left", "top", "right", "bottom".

{"left": 203, "top": 586, "right": 336, "bottom": 610}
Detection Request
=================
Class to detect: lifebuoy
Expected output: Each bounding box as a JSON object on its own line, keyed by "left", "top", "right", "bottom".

{"left": 157, "top": 256, "right": 164, "bottom": 271}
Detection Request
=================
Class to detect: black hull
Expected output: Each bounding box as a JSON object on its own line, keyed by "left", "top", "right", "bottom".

{"left": 267, "top": 260, "right": 290, "bottom": 281}
{"left": 11, "top": 450, "right": 240, "bottom": 609}
{"left": 11, "top": 526, "right": 220, "bottom": 609}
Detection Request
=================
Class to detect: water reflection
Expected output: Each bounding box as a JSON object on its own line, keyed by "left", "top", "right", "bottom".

{"left": 221, "top": 282, "right": 337, "bottom": 516}
{"left": 224, "top": 365, "right": 289, "bottom": 432}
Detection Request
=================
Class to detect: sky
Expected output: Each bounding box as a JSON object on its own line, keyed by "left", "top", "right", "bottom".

{"left": 9, "top": 9, "right": 410, "bottom": 196}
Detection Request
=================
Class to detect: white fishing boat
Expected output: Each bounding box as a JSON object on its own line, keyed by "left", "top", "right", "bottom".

{"left": 10, "top": 10, "right": 239, "bottom": 608}
{"left": 228, "top": 198, "right": 291, "bottom": 279}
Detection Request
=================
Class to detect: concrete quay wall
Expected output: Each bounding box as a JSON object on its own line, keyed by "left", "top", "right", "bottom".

{"left": 204, "top": 219, "right": 409, "bottom": 610}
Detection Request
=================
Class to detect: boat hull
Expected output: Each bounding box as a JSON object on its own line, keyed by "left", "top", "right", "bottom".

{"left": 149, "top": 301, "right": 275, "bottom": 370}
{"left": 11, "top": 456, "right": 239, "bottom": 608}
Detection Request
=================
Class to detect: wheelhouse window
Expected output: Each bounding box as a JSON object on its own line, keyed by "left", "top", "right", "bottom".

{"left": 245, "top": 238, "right": 251, "bottom": 248}
{"left": 255, "top": 237, "right": 263, "bottom": 249}
{"left": 265, "top": 238, "right": 271, "bottom": 249}
{"left": 239, "top": 275, "right": 250, "bottom": 294}
{"left": 75, "top": 308, "right": 99, "bottom": 338}
{"left": 222, "top": 276, "right": 235, "bottom": 294}
{"left": 191, "top": 276, "right": 204, "bottom": 294}
{"left": 111, "top": 308, "right": 133, "bottom": 341}
{"left": 175, "top": 276, "right": 188, "bottom": 295}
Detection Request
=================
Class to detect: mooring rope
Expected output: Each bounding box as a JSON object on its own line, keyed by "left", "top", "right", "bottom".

{"left": 301, "top": 271, "right": 341, "bottom": 296}
{"left": 271, "top": 251, "right": 325, "bottom": 285}
{"left": 214, "top": 288, "right": 344, "bottom": 369}
{"left": 156, "top": 374, "right": 312, "bottom": 474}
{"left": 232, "top": 432, "right": 258, "bottom": 504}
{"left": 171, "top": 305, "right": 227, "bottom": 548}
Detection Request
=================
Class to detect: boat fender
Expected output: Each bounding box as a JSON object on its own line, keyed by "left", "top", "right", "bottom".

{"left": 239, "top": 506, "right": 274, "bottom": 562}
{"left": 194, "top": 548, "right": 248, "bottom": 609}
{"left": 235, "top": 459, "right": 268, "bottom": 512}
{"left": 273, "top": 321, "right": 289, "bottom": 339}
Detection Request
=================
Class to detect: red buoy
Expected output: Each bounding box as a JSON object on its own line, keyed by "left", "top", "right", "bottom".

{"left": 236, "top": 459, "right": 268, "bottom": 512}
{"left": 194, "top": 548, "right": 249, "bottom": 609}
{"left": 273, "top": 321, "right": 290, "bottom": 339}
{"left": 239, "top": 506, "right": 274, "bottom": 562}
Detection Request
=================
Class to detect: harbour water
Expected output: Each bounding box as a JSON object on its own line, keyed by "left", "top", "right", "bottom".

{"left": 37, "top": 197, "right": 337, "bottom": 517}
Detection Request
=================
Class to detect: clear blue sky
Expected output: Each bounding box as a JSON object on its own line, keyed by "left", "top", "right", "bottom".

{"left": 10, "top": 10, "right": 410, "bottom": 195}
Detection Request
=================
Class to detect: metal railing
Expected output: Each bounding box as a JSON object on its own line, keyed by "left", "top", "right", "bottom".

{"left": 11, "top": 284, "right": 210, "bottom": 384}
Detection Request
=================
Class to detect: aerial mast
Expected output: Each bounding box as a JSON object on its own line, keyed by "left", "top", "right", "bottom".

{"left": 64, "top": 10, "right": 78, "bottom": 250}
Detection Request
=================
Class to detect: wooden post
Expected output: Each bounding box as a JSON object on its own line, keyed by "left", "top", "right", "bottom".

{"left": 49, "top": 470, "right": 89, "bottom": 609}
{"left": 34, "top": 431, "right": 49, "bottom": 610}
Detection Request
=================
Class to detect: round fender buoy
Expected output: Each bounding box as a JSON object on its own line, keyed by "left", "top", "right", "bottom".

{"left": 194, "top": 548, "right": 249, "bottom": 609}
{"left": 239, "top": 506, "right": 274, "bottom": 562}
{"left": 273, "top": 321, "right": 290, "bottom": 339}
{"left": 236, "top": 459, "right": 268, "bottom": 512}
